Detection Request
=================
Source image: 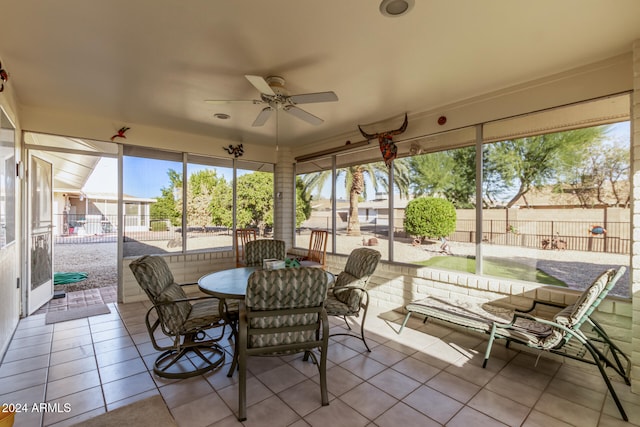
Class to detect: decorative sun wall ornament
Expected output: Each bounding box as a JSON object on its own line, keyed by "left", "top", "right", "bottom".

{"left": 224, "top": 144, "right": 244, "bottom": 158}
{"left": 0, "top": 61, "right": 9, "bottom": 92}
{"left": 110, "top": 126, "right": 130, "bottom": 141}
{"left": 358, "top": 113, "right": 408, "bottom": 167}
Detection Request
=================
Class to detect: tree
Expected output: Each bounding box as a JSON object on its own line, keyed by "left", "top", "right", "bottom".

{"left": 484, "top": 127, "right": 605, "bottom": 207}
{"left": 208, "top": 177, "right": 233, "bottom": 228}
{"left": 404, "top": 197, "right": 457, "bottom": 241}
{"left": 302, "top": 160, "right": 410, "bottom": 236}
{"left": 186, "top": 169, "right": 230, "bottom": 229}
{"left": 236, "top": 172, "right": 274, "bottom": 236}
{"left": 565, "top": 138, "right": 629, "bottom": 207}
{"left": 407, "top": 147, "right": 477, "bottom": 208}
{"left": 296, "top": 177, "right": 313, "bottom": 228}
{"left": 150, "top": 169, "right": 182, "bottom": 226}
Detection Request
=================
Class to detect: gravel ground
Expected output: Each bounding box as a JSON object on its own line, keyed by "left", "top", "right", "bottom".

{"left": 54, "top": 235, "right": 629, "bottom": 296}
{"left": 54, "top": 242, "right": 117, "bottom": 292}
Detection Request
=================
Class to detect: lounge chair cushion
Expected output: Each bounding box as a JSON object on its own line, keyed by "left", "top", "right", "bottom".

{"left": 404, "top": 296, "right": 514, "bottom": 332}
{"left": 564, "top": 269, "right": 615, "bottom": 327}
{"left": 495, "top": 270, "right": 616, "bottom": 349}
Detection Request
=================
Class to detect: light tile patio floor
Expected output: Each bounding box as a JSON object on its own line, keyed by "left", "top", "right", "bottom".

{"left": 1, "top": 290, "right": 639, "bottom": 427}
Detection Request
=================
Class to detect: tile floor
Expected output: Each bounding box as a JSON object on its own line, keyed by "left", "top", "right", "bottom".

{"left": 1, "top": 292, "right": 640, "bottom": 427}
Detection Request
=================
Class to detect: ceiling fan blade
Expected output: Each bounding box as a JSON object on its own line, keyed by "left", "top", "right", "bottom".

{"left": 205, "top": 99, "right": 261, "bottom": 105}
{"left": 283, "top": 105, "right": 323, "bottom": 126}
{"left": 245, "top": 75, "right": 276, "bottom": 95}
{"left": 288, "top": 91, "right": 338, "bottom": 104}
{"left": 252, "top": 107, "right": 274, "bottom": 127}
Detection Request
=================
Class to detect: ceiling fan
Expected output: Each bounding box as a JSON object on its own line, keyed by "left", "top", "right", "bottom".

{"left": 205, "top": 75, "right": 338, "bottom": 126}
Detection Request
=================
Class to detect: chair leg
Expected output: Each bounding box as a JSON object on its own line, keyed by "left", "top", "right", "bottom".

{"left": 238, "top": 353, "right": 247, "bottom": 421}
{"left": 154, "top": 345, "right": 224, "bottom": 379}
{"left": 398, "top": 311, "right": 412, "bottom": 334}
{"left": 583, "top": 340, "right": 628, "bottom": 421}
{"left": 359, "top": 306, "right": 371, "bottom": 352}
{"left": 227, "top": 338, "right": 239, "bottom": 377}
{"left": 319, "top": 348, "right": 329, "bottom": 406}
{"left": 587, "top": 317, "right": 631, "bottom": 385}
{"left": 483, "top": 323, "right": 498, "bottom": 368}
{"left": 237, "top": 337, "right": 247, "bottom": 421}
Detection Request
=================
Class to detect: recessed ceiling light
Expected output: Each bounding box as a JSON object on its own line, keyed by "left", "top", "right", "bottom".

{"left": 379, "top": 0, "right": 414, "bottom": 17}
{"left": 214, "top": 113, "right": 230, "bottom": 120}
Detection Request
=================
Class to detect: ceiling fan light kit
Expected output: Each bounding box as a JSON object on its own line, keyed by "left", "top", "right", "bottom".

{"left": 205, "top": 75, "right": 338, "bottom": 127}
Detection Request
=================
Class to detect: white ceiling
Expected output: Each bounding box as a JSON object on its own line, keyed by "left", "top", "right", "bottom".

{"left": 2, "top": 0, "right": 640, "bottom": 147}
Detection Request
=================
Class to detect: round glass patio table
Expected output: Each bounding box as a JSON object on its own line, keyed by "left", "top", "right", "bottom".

{"left": 198, "top": 266, "right": 259, "bottom": 300}
{"left": 198, "top": 266, "right": 334, "bottom": 377}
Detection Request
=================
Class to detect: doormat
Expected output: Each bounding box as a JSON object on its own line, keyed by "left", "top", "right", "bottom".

{"left": 70, "top": 395, "right": 177, "bottom": 427}
{"left": 45, "top": 304, "right": 111, "bottom": 324}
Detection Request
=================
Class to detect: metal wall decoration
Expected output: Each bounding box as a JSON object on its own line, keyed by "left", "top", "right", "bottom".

{"left": 224, "top": 144, "right": 244, "bottom": 158}
{"left": 0, "top": 61, "right": 8, "bottom": 92}
{"left": 110, "top": 126, "right": 130, "bottom": 141}
{"left": 358, "top": 113, "right": 408, "bottom": 167}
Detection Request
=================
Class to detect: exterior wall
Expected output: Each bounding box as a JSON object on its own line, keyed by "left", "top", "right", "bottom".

{"left": 631, "top": 39, "right": 640, "bottom": 392}
{"left": 121, "top": 250, "right": 235, "bottom": 303}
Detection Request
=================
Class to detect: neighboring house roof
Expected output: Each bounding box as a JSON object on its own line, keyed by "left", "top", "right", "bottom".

{"left": 55, "top": 189, "right": 157, "bottom": 203}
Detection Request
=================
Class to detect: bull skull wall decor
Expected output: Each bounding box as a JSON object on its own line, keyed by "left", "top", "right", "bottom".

{"left": 358, "top": 113, "right": 408, "bottom": 167}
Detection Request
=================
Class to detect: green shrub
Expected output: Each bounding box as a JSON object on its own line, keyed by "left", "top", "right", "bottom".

{"left": 150, "top": 219, "right": 169, "bottom": 231}
{"left": 404, "top": 197, "right": 456, "bottom": 240}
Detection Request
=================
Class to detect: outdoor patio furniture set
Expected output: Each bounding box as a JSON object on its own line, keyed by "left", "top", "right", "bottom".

{"left": 129, "top": 240, "right": 381, "bottom": 421}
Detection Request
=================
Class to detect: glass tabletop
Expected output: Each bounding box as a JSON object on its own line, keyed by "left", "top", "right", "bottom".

{"left": 198, "top": 267, "right": 259, "bottom": 299}
{"left": 198, "top": 266, "right": 335, "bottom": 299}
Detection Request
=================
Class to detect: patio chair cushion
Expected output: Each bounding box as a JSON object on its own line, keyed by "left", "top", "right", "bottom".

{"left": 130, "top": 255, "right": 176, "bottom": 299}
{"left": 156, "top": 283, "right": 192, "bottom": 334}
{"left": 331, "top": 248, "right": 381, "bottom": 311}
{"left": 184, "top": 298, "right": 224, "bottom": 332}
{"left": 245, "top": 267, "right": 329, "bottom": 349}
{"left": 245, "top": 239, "right": 286, "bottom": 267}
{"left": 332, "top": 272, "right": 365, "bottom": 312}
{"left": 324, "top": 293, "right": 353, "bottom": 316}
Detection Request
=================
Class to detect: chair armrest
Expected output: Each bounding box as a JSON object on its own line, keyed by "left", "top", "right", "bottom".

{"left": 152, "top": 295, "right": 220, "bottom": 307}
{"left": 331, "top": 284, "right": 367, "bottom": 296}
{"left": 517, "top": 300, "right": 567, "bottom": 313}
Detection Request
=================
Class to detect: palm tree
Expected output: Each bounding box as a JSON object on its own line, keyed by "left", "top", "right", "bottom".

{"left": 302, "top": 159, "right": 410, "bottom": 236}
